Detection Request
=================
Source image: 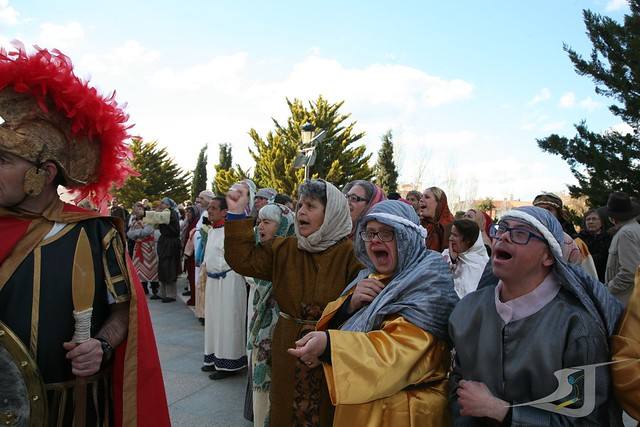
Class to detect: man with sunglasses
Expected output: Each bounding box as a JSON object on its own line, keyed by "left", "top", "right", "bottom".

{"left": 448, "top": 206, "right": 623, "bottom": 425}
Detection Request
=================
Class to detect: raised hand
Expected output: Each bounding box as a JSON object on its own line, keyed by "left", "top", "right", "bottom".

{"left": 226, "top": 182, "right": 249, "bottom": 214}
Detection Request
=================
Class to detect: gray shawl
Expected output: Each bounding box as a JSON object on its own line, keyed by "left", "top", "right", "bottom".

{"left": 340, "top": 200, "right": 459, "bottom": 345}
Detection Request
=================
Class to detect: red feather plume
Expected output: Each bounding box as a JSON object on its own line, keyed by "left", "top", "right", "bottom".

{"left": 0, "top": 41, "right": 135, "bottom": 206}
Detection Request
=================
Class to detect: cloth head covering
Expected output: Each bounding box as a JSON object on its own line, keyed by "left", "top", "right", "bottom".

{"left": 255, "top": 188, "right": 277, "bottom": 202}
{"left": 0, "top": 43, "right": 133, "bottom": 205}
{"left": 295, "top": 180, "right": 352, "bottom": 253}
{"left": 340, "top": 200, "right": 459, "bottom": 344}
{"left": 501, "top": 206, "right": 623, "bottom": 336}
{"left": 198, "top": 190, "right": 215, "bottom": 201}
{"left": 423, "top": 188, "right": 454, "bottom": 251}
{"left": 258, "top": 203, "right": 295, "bottom": 236}
{"left": 241, "top": 179, "right": 257, "bottom": 216}
{"left": 343, "top": 180, "right": 387, "bottom": 239}
{"left": 161, "top": 197, "right": 178, "bottom": 212}
{"left": 443, "top": 231, "right": 489, "bottom": 298}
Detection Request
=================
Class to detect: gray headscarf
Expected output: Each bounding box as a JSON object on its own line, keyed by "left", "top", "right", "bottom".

{"left": 502, "top": 206, "right": 623, "bottom": 336}
{"left": 340, "top": 200, "right": 459, "bottom": 345}
{"left": 295, "top": 180, "right": 352, "bottom": 253}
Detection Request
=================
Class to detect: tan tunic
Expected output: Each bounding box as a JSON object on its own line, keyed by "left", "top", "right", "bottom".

{"left": 225, "top": 219, "right": 362, "bottom": 427}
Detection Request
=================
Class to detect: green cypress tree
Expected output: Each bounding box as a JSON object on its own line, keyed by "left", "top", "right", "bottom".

{"left": 374, "top": 130, "right": 399, "bottom": 194}
{"left": 191, "top": 145, "right": 208, "bottom": 200}
{"left": 114, "top": 137, "right": 191, "bottom": 207}
{"left": 249, "top": 96, "right": 373, "bottom": 195}
{"left": 537, "top": 1, "right": 640, "bottom": 206}
{"left": 212, "top": 143, "right": 248, "bottom": 195}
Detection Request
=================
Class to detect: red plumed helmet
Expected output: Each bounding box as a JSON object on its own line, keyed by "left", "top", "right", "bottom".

{"left": 0, "top": 41, "right": 135, "bottom": 205}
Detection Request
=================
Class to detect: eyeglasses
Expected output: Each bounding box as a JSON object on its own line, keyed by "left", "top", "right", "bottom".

{"left": 345, "top": 194, "right": 369, "bottom": 203}
{"left": 360, "top": 230, "right": 395, "bottom": 242}
{"left": 489, "top": 222, "right": 546, "bottom": 245}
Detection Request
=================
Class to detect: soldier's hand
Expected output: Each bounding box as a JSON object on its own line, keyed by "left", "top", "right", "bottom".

{"left": 63, "top": 339, "right": 103, "bottom": 377}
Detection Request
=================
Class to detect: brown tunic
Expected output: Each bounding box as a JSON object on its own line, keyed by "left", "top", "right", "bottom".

{"left": 225, "top": 219, "right": 362, "bottom": 427}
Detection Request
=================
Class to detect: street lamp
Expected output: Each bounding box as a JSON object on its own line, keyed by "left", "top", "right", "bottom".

{"left": 294, "top": 122, "right": 326, "bottom": 180}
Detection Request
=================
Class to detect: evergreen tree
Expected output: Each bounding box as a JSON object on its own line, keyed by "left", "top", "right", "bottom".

{"left": 114, "top": 137, "right": 191, "bottom": 207}
{"left": 537, "top": 1, "right": 640, "bottom": 206}
{"left": 249, "top": 96, "right": 373, "bottom": 195}
{"left": 374, "top": 130, "right": 399, "bottom": 194}
{"left": 191, "top": 145, "right": 208, "bottom": 201}
{"left": 212, "top": 143, "right": 248, "bottom": 195}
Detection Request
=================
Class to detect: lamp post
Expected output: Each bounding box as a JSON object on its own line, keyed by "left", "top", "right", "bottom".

{"left": 294, "top": 122, "right": 326, "bottom": 180}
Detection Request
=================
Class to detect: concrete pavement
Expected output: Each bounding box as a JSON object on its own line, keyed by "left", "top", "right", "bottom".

{"left": 148, "top": 278, "right": 252, "bottom": 427}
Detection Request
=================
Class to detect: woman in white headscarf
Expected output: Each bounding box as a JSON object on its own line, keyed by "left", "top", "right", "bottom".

{"left": 442, "top": 219, "right": 490, "bottom": 298}
{"left": 224, "top": 179, "right": 363, "bottom": 427}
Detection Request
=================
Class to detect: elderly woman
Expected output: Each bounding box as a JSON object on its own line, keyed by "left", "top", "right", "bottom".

{"left": 245, "top": 203, "right": 296, "bottom": 427}
{"left": 443, "top": 219, "right": 490, "bottom": 299}
{"left": 289, "top": 200, "right": 459, "bottom": 426}
{"left": 224, "top": 179, "right": 362, "bottom": 427}
{"left": 342, "top": 180, "right": 386, "bottom": 239}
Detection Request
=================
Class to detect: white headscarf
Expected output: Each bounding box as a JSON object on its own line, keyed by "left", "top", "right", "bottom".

{"left": 295, "top": 180, "right": 352, "bottom": 253}
{"left": 442, "top": 232, "right": 489, "bottom": 299}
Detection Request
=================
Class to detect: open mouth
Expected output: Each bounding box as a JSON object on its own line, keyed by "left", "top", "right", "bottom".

{"left": 493, "top": 248, "right": 513, "bottom": 261}
{"left": 298, "top": 220, "right": 309, "bottom": 227}
{"left": 372, "top": 249, "right": 390, "bottom": 265}
{"left": 259, "top": 232, "right": 267, "bottom": 240}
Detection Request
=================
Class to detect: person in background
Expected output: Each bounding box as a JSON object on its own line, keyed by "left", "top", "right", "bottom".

{"left": 419, "top": 186, "right": 454, "bottom": 252}
{"left": 182, "top": 204, "right": 202, "bottom": 305}
{"left": 288, "top": 200, "right": 458, "bottom": 425}
{"left": 201, "top": 197, "right": 248, "bottom": 378}
{"left": 602, "top": 192, "right": 640, "bottom": 307}
{"left": 533, "top": 192, "right": 578, "bottom": 237}
{"left": 224, "top": 179, "right": 362, "bottom": 427}
{"left": 449, "top": 206, "right": 623, "bottom": 425}
{"left": 578, "top": 208, "right": 612, "bottom": 282}
{"left": 274, "top": 193, "right": 295, "bottom": 211}
{"left": 442, "top": 219, "right": 489, "bottom": 299}
{"left": 405, "top": 190, "right": 421, "bottom": 214}
{"left": 464, "top": 209, "right": 493, "bottom": 255}
{"left": 144, "top": 197, "right": 182, "bottom": 303}
{"left": 343, "top": 180, "right": 386, "bottom": 240}
{"left": 128, "top": 202, "right": 160, "bottom": 296}
{"left": 254, "top": 188, "right": 277, "bottom": 214}
{"left": 533, "top": 192, "right": 584, "bottom": 265}
{"left": 246, "top": 203, "right": 296, "bottom": 427}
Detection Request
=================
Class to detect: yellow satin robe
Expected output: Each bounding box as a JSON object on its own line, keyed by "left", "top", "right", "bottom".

{"left": 611, "top": 267, "right": 640, "bottom": 421}
{"left": 317, "top": 294, "right": 452, "bottom": 427}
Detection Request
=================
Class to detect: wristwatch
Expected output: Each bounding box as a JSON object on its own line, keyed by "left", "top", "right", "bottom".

{"left": 96, "top": 337, "right": 114, "bottom": 365}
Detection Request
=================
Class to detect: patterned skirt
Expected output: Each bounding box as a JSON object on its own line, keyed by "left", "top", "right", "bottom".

{"left": 132, "top": 238, "right": 159, "bottom": 282}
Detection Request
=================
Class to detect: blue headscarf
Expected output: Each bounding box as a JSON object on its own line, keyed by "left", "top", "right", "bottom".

{"left": 502, "top": 206, "right": 623, "bottom": 336}
{"left": 339, "top": 200, "right": 459, "bottom": 344}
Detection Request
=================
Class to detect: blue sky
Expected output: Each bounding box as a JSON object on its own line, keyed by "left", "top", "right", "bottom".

{"left": 0, "top": 0, "right": 632, "bottom": 205}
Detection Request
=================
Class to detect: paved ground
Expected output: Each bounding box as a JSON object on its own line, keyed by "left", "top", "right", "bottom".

{"left": 148, "top": 277, "right": 252, "bottom": 427}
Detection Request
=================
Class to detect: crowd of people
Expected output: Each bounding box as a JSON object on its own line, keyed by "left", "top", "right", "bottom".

{"left": 117, "top": 175, "right": 640, "bottom": 426}
{"left": 2, "top": 44, "right": 640, "bottom": 427}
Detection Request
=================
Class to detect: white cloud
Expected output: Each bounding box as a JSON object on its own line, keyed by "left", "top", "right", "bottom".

{"left": 559, "top": 92, "right": 576, "bottom": 108}
{"left": 80, "top": 40, "right": 161, "bottom": 77}
{"left": 606, "top": 0, "right": 629, "bottom": 11}
{"left": 529, "top": 88, "right": 551, "bottom": 105}
{"left": 608, "top": 122, "right": 633, "bottom": 135}
{"left": 37, "top": 22, "right": 85, "bottom": 50}
{"left": 579, "top": 96, "right": 599, "bottom": 111}
{"left": 0, "top": 0, "right": 18, "bottom": 25}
